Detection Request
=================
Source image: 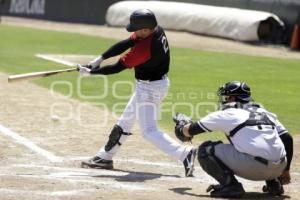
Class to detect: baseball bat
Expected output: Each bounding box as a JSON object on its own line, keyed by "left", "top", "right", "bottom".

{"left": 8, "top": 67, "right": 78, "bottom": 83}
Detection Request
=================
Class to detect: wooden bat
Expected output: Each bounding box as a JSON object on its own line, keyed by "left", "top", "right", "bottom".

{"left": 8, "top": 67, "right": 78, "bottom": 83}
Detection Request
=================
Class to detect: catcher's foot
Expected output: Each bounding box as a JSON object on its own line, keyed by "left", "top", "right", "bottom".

{"left": 262, "top": 178, "right": 284, "bottom": 196}
{"left": 207, "top": 182, "right": 245, "bottom": 198}
{"left": 81, "top": 156, "right": 113, "bottom": 169}
{"left": 183, "top": 148, "right": 197, "bottom": 177}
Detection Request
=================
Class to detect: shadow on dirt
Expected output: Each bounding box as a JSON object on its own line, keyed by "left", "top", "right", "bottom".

{"left": 243, "top": 192, "right": 290, "bottom": 200}
{"left": 91, "top": 168, "right": 181, "bottom": 182}
{"left": 169, "top": 187, "right": 211, "bottom": 198}
{"left": 169, "top": 187, "right": 290, "bottom": 199}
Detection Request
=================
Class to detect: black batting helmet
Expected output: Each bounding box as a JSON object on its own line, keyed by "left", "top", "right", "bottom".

{"left": 126, "top": 9, "right": 157, "bottom": 32}
{"left": 218, "top": 81, "right": 251, "bottom": 104}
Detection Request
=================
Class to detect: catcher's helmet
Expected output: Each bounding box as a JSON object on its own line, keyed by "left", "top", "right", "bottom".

{"left": 218, "top": 81, "right": 251, "bottom": 104}
{"left": 126, "top": 9, "right": 157, "bottom": 32}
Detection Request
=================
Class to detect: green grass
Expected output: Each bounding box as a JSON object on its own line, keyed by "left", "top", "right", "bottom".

{"left": 0, "top": 24, "right": 299, "bottom": 142}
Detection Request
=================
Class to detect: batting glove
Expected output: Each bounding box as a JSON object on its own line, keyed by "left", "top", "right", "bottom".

{"left": 77, "top": 64, "right": 91, "bottom": 76}
{"left": 88, "top": 55, "right": 103, "bottom": 69}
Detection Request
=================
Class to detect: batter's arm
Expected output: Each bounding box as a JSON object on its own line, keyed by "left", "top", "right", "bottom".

{"left": 102, "top": 38, "right": 135, "bottom": 59}
{"left": 90, "top": 61, "right": 126, "bottom": 75}
{"left": 86, "top": 38, "right": 135, "bottom": 69}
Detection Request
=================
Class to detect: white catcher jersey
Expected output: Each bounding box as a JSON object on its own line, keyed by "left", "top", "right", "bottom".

{"left": 197, "top": 103, "right": 287, "bottom": 162}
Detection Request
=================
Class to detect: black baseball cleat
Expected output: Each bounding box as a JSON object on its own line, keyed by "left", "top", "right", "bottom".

{"left": 183, "top": 148, "right": 197, "bottom": 177}
{"left": 81, "top": 156, "right": 113, "bottom": 169}
{"left": 207, "top": 182, "right": 245, "bottom": 198}
{"left": 262, "top": 178, "right": 284, "bottom": 196}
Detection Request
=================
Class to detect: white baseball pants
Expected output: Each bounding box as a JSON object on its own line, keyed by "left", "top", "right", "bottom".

{"left": 97, "top": 78, "right": 192, "bottom": 161}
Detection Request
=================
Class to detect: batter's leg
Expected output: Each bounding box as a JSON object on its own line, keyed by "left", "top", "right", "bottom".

{"left": 135, "top": 79, "right": 195, "bottom": 176}
{"left": 137, "top": 101, "right": 192, "bottom": 161}
{"left": 96, "top": 92, "right": 138, "bottom": 160}
{"left": 82, "top": 93, "right": 138, "bottom": 168}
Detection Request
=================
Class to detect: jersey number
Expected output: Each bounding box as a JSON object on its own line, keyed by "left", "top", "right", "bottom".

{"left": 161, "top": 36, "right": 169, "bottom": 53}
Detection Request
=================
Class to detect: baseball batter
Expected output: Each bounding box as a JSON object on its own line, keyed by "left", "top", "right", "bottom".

{"left": 78, "top": 9, "right": 196, "bottom": 177}
{"left": 173, "top": 81, "right": 293, "bottom": 198}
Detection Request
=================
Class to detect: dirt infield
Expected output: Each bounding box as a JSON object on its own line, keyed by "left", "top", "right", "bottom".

{"left": 0, "top": 68, "right": 300, "bottom": 200}
{"left": 0, "top": 17, "right": 299, "bottom": 200}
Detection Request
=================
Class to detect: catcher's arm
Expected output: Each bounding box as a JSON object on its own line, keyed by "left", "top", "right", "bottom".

{"left": 173, "top": 113, "right": 207, "bottom": 142}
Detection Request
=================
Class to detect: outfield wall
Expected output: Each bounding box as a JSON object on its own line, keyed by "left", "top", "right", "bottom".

{"left": 162, "top": 0, "right": 300, "bottom": 43}
{"left": 0, "top": 0, "right": 299, "bottom": 43}
{"left": 107, "top": 1, "right": 284, "bottom": 42}
{"left": 162, "top": 0, "right": 300, "bottom": 25}
{"left": 1, "top": 0, "right": 299, "bottom": 27}
{"left": 0, "top": 0, "right": 119, "bottom": 24}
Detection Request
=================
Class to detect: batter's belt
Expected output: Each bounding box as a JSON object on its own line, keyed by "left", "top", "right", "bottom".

{"left": 137, "top": 74, "right": 167, "bottom": 82}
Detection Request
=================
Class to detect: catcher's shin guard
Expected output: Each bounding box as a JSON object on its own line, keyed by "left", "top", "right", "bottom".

{"left": 207, "top": 182, "right": 245, "bottom": 198}
{"left": 197, "top": 141, "right": 238, "bottom": 185}
{"left": 198, "top": 141, "right": 244, "bottom": 198}
{"left": 262, "top": 178, "right": 284, "bottom": 196}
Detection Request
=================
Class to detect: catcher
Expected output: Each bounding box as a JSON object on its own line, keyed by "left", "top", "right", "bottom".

{"left": 173, "top": 81, "right": 293, "bottom": 198}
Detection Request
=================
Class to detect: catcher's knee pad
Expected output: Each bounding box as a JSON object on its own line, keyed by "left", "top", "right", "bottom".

{"left": 104, "top": 125, "right": 132, "bottom": 152}
{"left": 197, "top": 140, "right": 235, "bottom": 185}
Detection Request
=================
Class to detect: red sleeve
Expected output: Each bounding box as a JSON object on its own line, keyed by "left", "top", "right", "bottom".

{"left": 120, "top": 34, "right": 153, "bottom": 68}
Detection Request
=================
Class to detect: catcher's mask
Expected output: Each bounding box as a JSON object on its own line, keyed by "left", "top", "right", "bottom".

{"left": 218, "top": 81, "right": 251, "bottom": 106}
{"left": 126, "top": 9, "right": 157, "bottom": 32}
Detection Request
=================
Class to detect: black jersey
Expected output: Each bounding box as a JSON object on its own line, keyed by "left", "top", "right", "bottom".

{"left": 120, "top": 26, "right": 170, "bottom": 80}
{"left": 97, "top": 26, "right": 170, "bottom": 81}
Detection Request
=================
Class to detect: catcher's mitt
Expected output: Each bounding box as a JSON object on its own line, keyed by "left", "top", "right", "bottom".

{"left": 173, "top": 113, "right": 193, "bottom": 142}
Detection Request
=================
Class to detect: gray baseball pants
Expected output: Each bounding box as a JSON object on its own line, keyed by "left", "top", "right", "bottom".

{"left": 214, "top": 144, "right": 287, "bottom": 181}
